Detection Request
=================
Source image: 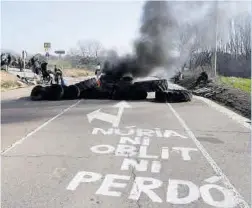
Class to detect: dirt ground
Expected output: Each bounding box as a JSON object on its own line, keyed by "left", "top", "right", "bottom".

{"left": 0, "top": 71, "right": 27, "bottom": 92}
{"left": 176, "top": 70, "right": 251, "bottom": 119}
{"left": 62, "top": 68, "right": 94, "bottom": 78}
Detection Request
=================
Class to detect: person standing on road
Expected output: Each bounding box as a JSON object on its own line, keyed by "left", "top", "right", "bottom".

{"left": 18, "top": 57, "right": 23, "bottom": 72}
{"left": 54, "top": 65, "right": 64, "bottom": 85}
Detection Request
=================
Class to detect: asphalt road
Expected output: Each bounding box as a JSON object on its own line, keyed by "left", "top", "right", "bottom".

{"left": 1, "top": 89, "right": 251, "bottom": 208}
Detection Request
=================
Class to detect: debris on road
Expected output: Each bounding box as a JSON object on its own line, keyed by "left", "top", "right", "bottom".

{"left": 30, "top": 70, "right": 193, "bottom": 103}
{"left": 175, "top": 71, "right": 251, "bottom": 119}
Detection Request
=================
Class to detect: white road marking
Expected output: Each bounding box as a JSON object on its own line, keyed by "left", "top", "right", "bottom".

{"left": 1, "top": 100, "right": 81, "bottom": 154}
{"left": 204, "top": 175, "right": 222, "bottom": 184}
{"left": 167, "top": 103, "right": 250, "bottom": 208}
{"left": 194, "top": 96, "right": 251, "bottom": 130}
{"left": 87, "top": 101, "right": 131, "bottom": 127}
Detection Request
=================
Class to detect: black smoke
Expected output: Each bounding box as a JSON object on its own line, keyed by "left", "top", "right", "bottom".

{"left": 102, "top": 1, "right": 180, "bottom": 78}
{"left": 102, "top": 0, "right": 251, "bottom": 79}
{"left": 134, "top": 1, "right": 179, "bottom": 77}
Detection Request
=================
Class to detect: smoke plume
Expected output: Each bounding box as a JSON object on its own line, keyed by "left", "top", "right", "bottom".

{"left": 103, "top": 1, "right": 251, "bottom": 79}
{"left": 133, "top": 0, "right": 251, "bottom": 78}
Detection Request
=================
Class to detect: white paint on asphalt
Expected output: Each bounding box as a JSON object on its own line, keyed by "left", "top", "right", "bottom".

{"left": 67, "top": 171, "right": 239, "bottom": 206}
{"left": 200, "top": 184, "right": 238, "bottom": 207}
{"left": 172, "top": 147, "right": 198, "bottom": 161}
{"left": 90, "top": 144, "right": 115, "bottom": 154}
{"left": 66, "top": 171, "right": 102, "bottom": 191}
{"left": 167, "top": 103, "right": 250, "bottom": 208}
{"left": 119, "top": 136, "right": 150, "bottom": 146}
{"left": 1, "top": 100, "right": 81, "bottom": 154}
{"left": 194, "top": 96, "right": 251, "bottom": 130}
{"left": 166, "top": 179, "right": 200, "bottom": 204}
{"left": 90, "top": 143, "right": 198, "bottom": 161}
{"left": 96, "top": 174, "right": 130, "bottom": 197}
{"left": 151, "top": 161, "right": 161, "bottom": 173}
{"left": 204, "top": 175, "right": 222, "bottom": 184}
{"left": 87, "top": 101, "right": 131, "bottom": 127}
{"left": 161, "top": 147, "right": 169, "bottom": 159}
{"left": 121, "top": 158, "right": 148, "bottom": 172}
{"left": 91, "top": 127, "right": 188, "bottom": 139}
{"left": 129, "top": 177, "right": 163, "bottom": 203}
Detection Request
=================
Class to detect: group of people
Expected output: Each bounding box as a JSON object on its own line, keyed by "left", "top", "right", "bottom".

{"left": 30, "top": 56, "right": 64, "bottom": 85}
{"left": 1, "top": 53, "right": 12, "bottom": 71}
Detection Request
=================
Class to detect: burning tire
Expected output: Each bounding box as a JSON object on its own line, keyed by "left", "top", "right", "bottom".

{"left": 155, "top": 90, "right": 192, "bottom": 102}
{"left": 112, "top": 88, "right": 147, "bottom": 100}
{"left": 129, "top": 89, "right": 148, "bottom": 100}
{"left": 75, "top": 78, "right": 98, "bottom": 92}
{"left": 44, "top": 84, "right": 64, "bottom": 100}
{"left": 80, "top": 88, "right": 111, "bottom": 99}
{"left": 30, "top": 85, "right": 46, "bottom": 101}
{"left": 62, "top": 85, "right": 80, "bottom": 100}
{"left": 133, "top": 79, "right": 168, "bottom": 92}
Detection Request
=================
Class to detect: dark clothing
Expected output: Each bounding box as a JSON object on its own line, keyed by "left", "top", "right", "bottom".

{"left": 41, "top": 62, "right": 50, "bottom": 79}
{"left": 54, "top": 67, "right": 63, "bottom": 84}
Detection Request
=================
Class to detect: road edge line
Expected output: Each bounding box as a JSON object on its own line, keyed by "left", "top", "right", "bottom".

{"left": 166, "top": 102, "right": 250, "bottom": 208}
{"left": 1, "top": 100, "right": 81, "bottom": 155}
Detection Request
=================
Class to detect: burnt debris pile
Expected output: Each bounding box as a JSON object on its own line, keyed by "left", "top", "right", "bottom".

{"left": 30, "top": 73, "right": 192, "bottom": 102}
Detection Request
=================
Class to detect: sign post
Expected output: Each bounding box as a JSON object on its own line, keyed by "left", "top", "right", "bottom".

{"left": 44, "top": 42, "right": 51, "bottom": 62}
{"left": 54, "top": 50, "right": 65, "bottom": 70}
{"left": 22, "top": 50, "right": 27, "bottom": 77}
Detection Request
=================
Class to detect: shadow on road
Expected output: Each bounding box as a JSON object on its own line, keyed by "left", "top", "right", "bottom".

{"left": 1, "top": 97, "right": 77, "bottom": 124}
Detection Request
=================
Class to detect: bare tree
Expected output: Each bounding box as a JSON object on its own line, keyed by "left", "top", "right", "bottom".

{"left": 77, "top": 39, "right": 103, "bottom": 58}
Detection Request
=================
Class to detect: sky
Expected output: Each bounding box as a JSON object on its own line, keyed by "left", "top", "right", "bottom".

{"left": 1, "top": 0, "right": 145, "bottom": 56}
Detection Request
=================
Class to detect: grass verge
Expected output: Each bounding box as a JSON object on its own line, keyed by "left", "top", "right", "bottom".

{"left": 219, "top": 76, "right": 251, "bottom": 93}
{"left": 0, "top": 71, "right": 27, "bottom": 92}
{"left": 62, "top": 68, "right": 94, "bottom": 78}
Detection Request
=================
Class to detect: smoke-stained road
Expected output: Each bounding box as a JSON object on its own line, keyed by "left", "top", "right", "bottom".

{"left": 1, "top": 91, "right": 251, "bottom": 208}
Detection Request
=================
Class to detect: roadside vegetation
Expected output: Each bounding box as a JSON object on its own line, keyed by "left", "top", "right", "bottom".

{"left": 62, "top": 68, "right": 94, "bottom": 78}
{"left": 0, "top": 71, "right": 26, "bottom": 92}
{"left": 219, "top": 76, "right": 251, "bottom": 93}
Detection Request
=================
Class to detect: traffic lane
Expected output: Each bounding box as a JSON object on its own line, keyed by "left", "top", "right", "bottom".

{"left": 169, "top": 97, "right": 251, "bottom": 204}
{"left": 1, "top": 98, "right": 79, "bottom": 151}
{"left": 2, "top": 99, "right": 238, "bottom": 208}
{"left": 5, "top": 99, "right": 198, "bottom": 157}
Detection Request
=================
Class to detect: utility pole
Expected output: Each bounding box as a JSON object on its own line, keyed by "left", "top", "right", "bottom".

{"left": 22, "top": 50, "right": 27, "bottom": 78}
{"left": 213, "top": 0, "right": 218, "bottom": 77}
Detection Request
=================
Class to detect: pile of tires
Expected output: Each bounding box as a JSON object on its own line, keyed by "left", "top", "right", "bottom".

{"left": 133, "top": 79, "right": 168, "bottom": 92}
{"left": 30, "top": 84, "right": 65, "bottom": 101}
{"left": 112, "top": 87, "right": 148, "bottom": 100}
{"left": 155, "top": 89, "right": 192, "bottom": 103}
{"left": 30, "top": 78, "right": 98, "bottom": 101}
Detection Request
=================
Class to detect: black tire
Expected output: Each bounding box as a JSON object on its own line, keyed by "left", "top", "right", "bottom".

{"left": 62, "top": 85, "right": 80, "bottom": 100}
{"left": 112, "top": 90, "right": 128, "bottom": 100}
{"left": 111, "top": 87, "right": 147, "bottom": 101}
{"left": 129, "top": 89, "right": 148, "bottom": 100}
{"left": 133, "top": 79, "right": 168, "bottom": 92}
{"left": 44, "top": 84, "right": 64, "bottom": 100}
{"left": 30, "top": 85, "right": 46, "bottom": 101}
{"left": 155, "top": 90, "right": 192, "bottom": 103}
{"left": 76, "top": 78, "right": 98, "bottom": 92}
{"left": 80, "top": 87, "right": 110, "bottom": 99}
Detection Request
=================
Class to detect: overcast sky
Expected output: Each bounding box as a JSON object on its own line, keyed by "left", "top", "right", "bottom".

{"left": 1, "top": 1, "right": 145, "bottom": 56}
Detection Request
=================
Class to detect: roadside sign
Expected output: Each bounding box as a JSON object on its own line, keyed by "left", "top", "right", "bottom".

{"left": 22, "top": 50, "right": 27, "bottom": 59}
{"left": 44, "top": 42, "right": 51, "bottom": 50}
{"left": 54, "top": 50, "right": 65, "bottom": 55}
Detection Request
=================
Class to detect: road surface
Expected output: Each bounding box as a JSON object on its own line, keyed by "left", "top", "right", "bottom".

{"left": 1, "top": 89, "right": 251, "bottom": 208}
